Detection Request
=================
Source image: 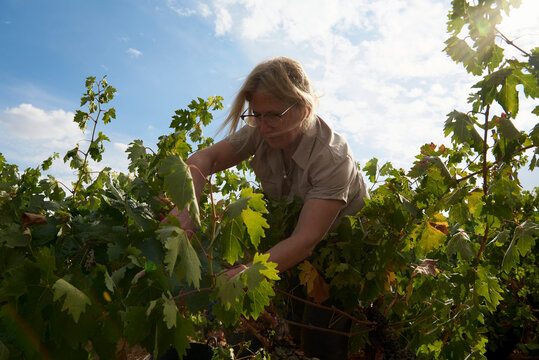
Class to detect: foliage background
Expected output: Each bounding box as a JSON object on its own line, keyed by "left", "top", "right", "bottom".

{"left": 0, "top": 1, "right": 538, "bottom": 359}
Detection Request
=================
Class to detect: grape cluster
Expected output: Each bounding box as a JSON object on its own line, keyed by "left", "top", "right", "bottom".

{"left": 205, "top": 299, "right": 218, "bottom": 322}
{"left": 366, "top": 307, "right": 417, "bottom": 360}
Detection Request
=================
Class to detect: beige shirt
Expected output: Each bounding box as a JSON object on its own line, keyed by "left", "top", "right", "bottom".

{"left": 225, "top": 116, "right": 369, "bottom": 230}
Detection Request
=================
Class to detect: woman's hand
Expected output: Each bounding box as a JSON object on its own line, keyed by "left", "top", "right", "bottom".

{"left": 224, "top": 264, "right": 248, "bottom": 280}
{"left": 160, "top": 206, "right": 195, "bottom": 232}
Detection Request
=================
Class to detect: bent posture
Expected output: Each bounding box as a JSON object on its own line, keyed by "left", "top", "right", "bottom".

{"left": 169, "top": 57, "right": 369, "bottom": 360}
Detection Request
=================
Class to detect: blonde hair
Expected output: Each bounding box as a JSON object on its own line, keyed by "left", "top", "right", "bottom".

{"left": 222, "top": 57, "right": 319, "bottom": 135}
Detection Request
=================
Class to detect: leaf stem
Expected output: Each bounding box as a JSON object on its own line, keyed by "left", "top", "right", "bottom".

{"left": 456, "top": 145, "right": 536, "bottom": 183}
{"left": 496, "top": 31, "right": 531, "bottom": 57}
{"left": 477, "top": 103, "right": 491, "bottom": 259}
{"left": 172, "top": 286, "right": 213, "bottom": 301}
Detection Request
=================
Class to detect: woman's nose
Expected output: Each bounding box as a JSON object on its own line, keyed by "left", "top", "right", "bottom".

{"left": 257, "top": 118, "right": 272, "bottom": 135}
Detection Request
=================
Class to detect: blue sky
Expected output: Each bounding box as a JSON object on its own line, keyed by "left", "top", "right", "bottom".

{"left": 1, "top": 0, "right": 538, "bottom": 190}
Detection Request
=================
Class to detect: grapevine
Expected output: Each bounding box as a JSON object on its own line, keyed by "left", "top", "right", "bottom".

{"left": 1, "top": 1, "right": 538, "bottom": 359}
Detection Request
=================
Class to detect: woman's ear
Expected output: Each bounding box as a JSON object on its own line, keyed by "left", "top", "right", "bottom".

{"left": 301, "top": 105, "right": 311, "bottom": 120}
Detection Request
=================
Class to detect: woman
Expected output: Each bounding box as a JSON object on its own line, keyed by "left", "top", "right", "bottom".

{"left": 169, "top": 56, "right": 369, "bottom": 359}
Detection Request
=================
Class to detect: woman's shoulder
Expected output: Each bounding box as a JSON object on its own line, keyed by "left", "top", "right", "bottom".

{"left": 310, "top": 116, "right": 354, "bottom": 163}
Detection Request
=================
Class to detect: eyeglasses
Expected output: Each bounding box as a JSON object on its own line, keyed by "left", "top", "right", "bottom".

{"left": 240, "top": 102, "right": 296, "bottom": 128}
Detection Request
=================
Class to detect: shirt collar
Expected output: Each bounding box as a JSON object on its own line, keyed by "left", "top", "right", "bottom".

{"left": 291, "top": 116, "right": 319, "bottom": 170}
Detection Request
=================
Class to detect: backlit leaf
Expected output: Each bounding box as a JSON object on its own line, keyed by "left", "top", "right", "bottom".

{"left": 241, "top": 187, "right": 268, "bottom": 213}
{"left": 241, "top": 208, "right": 269, "bottom": 248}
{"left": 52, "top": 278, "right": 92, "bottom": 323}
{"left": 220, "top": 218, "right": 244, "bottom": 265}
{"left": 496, "top": 74, "right": 519, "bottom": 117}
{"left": 475, "top": 266, "right": 503, "bottom": 311}
{"left": 158, "top": 155, "right": 200, "bottom": 226}
{"left": 418, "top": 222, "right": 446, "bottom": 253}
{"left": 502, "top": 221, "right": 538, "bottom": 273}
{"left": 446, "top": 231, "right": 475, "bottom": 260}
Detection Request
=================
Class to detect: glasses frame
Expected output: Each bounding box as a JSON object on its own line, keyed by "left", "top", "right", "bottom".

{"left": 240, "top": 102, "right": 297, "bottom": 128}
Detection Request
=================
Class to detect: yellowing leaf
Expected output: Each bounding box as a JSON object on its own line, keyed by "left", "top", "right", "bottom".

{"left": 418, "top": 222, "right": 446, "bottom": 253}
{"left": 467, "top": 189, "right": 483, "bottom": 216}
{"left": 385, "top": 271, "right": 397, "bottom": 291}
{"left": 429, "top": 213, "right": 448, "bottom": 226}
{"left": 298, "top": 260, "right": 330, "bottom": 303}
{"left": 298, "top": 261, "right": 317, "bottom": 292}
{"left": 240, "top": 187, "right": 268, "bottom": 213}
{"left": 52, "top": 278, "right": 92, "bottom": 323}
{"left": 241, "top": 208, "right": 269, "bottom": 248}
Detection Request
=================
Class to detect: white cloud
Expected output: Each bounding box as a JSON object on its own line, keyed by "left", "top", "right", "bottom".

{"left": 199, "top": 3, "right": 212, "bottom": 17}
{"left": 166, "top": 0, "right": 201, "bottom": 17}
{"left": 214, "top": 5, "right": 232, "bottom": 36}
{"left": 204, "top": 0, "right": 538, "bottom": 180}
{"left": 0, "top": 104, "right": 130, "bottom": 186}
{"left": 0, "top": 104, "right": 78, "bottom": 142}
{"left": 126, "top": 48, "right": 143, "bottom": 57}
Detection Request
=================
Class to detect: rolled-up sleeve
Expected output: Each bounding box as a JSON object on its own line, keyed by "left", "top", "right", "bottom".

{"left": 304, "top": 152, "right": 357, "bottom": 203}
{"left": 224, "top": 125, "right": 260, "bottom": 157}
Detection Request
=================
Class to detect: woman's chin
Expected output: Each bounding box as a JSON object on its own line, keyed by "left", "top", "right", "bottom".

{"left": 263, "top": 136, "right": 282, "bottom": 149}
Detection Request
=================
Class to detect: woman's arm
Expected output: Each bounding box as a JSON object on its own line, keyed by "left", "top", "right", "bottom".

{"left": 226, "top": 198, "right": 345, "bottom": 277}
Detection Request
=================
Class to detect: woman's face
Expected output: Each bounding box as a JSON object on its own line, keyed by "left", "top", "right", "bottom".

{"left": 250, "top": 91, "right": 304, "bottom": 151}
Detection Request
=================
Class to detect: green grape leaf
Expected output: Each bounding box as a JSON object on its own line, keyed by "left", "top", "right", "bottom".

{"left": 496, "top": 74, "right": 519, "bottom": 117}
{"left": 123, "top": 306, "right": 151, "bottom": 345}
{"left": 171, "top": 313, "right": 195, "bottom": 358}
{"left": 444, "top": 111, "right": 483, "bottom": 152}
{"left": 444, "top": 36, "right": 482, "bottom": 75}
{"left": 34, "top": 246, "right": 57, "bottom": 282}
{"left": 162, "top": 294, "right": 178, "bottom": 329}
{"left": 1, "top": 223, "right": 29, "bottom": 247}
{"left": 474, "top": 68, "right": 513, "bottom": 109}
{"left": 220, "top": 217, "right": 245, "bottom": 265}
{"left": 241, "top": 208, "right": 269, "bottom": 248}
{"left": 157, "top": 225, "right": 201, "bottom": 288}
{"left": 502, "top": 221, "right": 539, "bottom": 273}
{"left": 52, "top": 278, "right": 92, "bottom": 323}
{"left": 446, "top": 231, "right": 475, "bottom": 260}
{"left": 530, "top": 122, "right": 539, "bottom": 146}
{"left": 475, "top": 266, "right": 503, "bottom": 311}
{"left": 225, "top": 197, "right": 250, "bottom": 219}
{"left": 495, "top": 115, "right": 521, "bottom": 140}
{"left": 216, "top": 274, "right": 244, "bottom": 311}
{"left": 244, "top": 280, "right": 274, "bottom": 319}
{"left": 126, "top": 139, "right": 148, "bottom": 173}
{"left": 243, "top": 253, "right": 280, "bottom": 290}
{"left": 158, "top": 155, "right": 200, "bottom": 226}
{"left": 362, "top": 158, "right": 378, "bottom": 183}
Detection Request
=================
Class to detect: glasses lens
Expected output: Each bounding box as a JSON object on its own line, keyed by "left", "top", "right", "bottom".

{"left": 242, "top": 115, "right": 257, "bottom": 127}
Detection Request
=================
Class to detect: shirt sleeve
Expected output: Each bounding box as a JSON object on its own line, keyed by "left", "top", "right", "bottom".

{"left": 304, "top": 151, "right": 359, "bottom": 204}
{"left": 224, "top": 125, "right": 260, "bottom": 158}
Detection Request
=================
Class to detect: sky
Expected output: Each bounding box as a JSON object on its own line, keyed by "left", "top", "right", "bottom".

{"left": 1, "top": 0, "right": 538, "bottom": 191}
